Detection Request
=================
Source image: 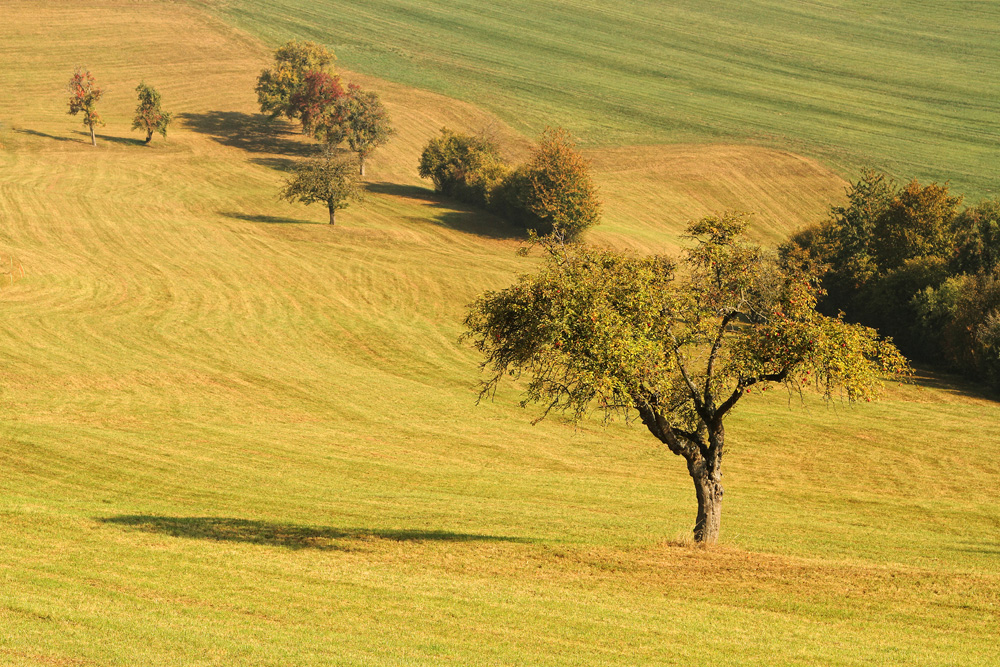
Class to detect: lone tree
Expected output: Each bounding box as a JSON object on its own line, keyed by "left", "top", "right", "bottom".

{"left": 255, "top": 40, "right": 336, "bottom": 122}
{"left": 280, "top": 149, "right": 362, "bottom": 224}
{"left": 464, "top": 213, "right": 909, "bottom": 544}
{"left": 67, "top": 68, "right": 103, "bottom": 146}
{"left": 323, "top": 84, "right": 393, "bottom": 176}
{"left": 131, "top": 82, "right": 171, "bottom": 144}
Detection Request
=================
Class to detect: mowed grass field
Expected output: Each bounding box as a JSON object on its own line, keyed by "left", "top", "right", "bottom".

{"left": 201, "top": 0, "right": 1000, "bottom": 200}
{"left": 0, "top": 1, "right": 999, "bottom": 665}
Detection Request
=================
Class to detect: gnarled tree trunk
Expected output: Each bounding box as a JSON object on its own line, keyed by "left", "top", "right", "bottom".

{"left": 689, "top": 457, "right": 723, "bottom": 544}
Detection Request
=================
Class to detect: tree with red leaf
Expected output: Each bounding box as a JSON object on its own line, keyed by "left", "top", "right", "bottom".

{"left": 67, "top": 68, "right": 103, "bottom": 146}
{"left": 289, "top": 70, "right": 345, "bottom": 136}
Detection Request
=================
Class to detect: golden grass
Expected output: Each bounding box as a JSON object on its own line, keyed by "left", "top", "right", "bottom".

{"left": 0, "top": 1, "right": 998, "bottom": 665}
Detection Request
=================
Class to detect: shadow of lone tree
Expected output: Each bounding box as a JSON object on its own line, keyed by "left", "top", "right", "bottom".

{"left": 99, "top": 515, "right": 526, "bottom": 550}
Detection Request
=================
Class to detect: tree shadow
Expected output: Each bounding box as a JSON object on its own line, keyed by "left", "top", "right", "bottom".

{"left": 909, "top": 366, "right": 998, "bottom": 402}
{"left": 951, "top": 542, "right": 1000, "bottom": 555}
{"left": 178, "top": 111, "right": 320, "bottom": 157}
{"left": 220, "top": 211, "right": 318, "bottom": 225}
{"left": 99, "top": 515, "right": 526, "bottom": 550}
{"left": 366, "top": 182, "right": 527, "bottom": 241}
{"left": 15, "top": 128, "right": 78, "bottom": 143}
{"left": 72, "top": 131, "right": 146, "bottom": 147}
{"left": 249, "top": 156, "right": 299, "bottom": 173}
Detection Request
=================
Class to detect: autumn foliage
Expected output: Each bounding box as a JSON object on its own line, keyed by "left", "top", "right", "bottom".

{"left": 67, "top": 67, "right": 103, "bottom": 146}
{"left": 466, "top": 213, "right": 908, "bottom": 543}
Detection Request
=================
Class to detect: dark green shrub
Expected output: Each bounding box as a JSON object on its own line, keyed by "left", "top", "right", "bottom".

{"left": 418, "top": 129, "right": 508, "bottom": 207}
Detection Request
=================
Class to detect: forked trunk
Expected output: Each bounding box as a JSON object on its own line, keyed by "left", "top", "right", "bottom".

{"left": 89, "top": 122, "right": 96, "bottom": 146}
{"left": 691, "top": 461, "right": 723, "bottom": 544}
{"left": 328, "top": 203, "right": 336, "bottom": 225}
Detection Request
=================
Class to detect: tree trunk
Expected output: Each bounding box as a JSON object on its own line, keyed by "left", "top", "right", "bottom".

{"left": 358, "top": 154, "right": 365, "bottom": 176}
{"left": 690, "top": 458, "right": 723, "bottom": 544}
{"left": 145, "top": 129, "right": 153, "bottom": 144}
{"left": 328, "top": 203, "right": 336, "bottom": 225}
{"left": 89, "top": 122, "right": 96, "bottom": 146}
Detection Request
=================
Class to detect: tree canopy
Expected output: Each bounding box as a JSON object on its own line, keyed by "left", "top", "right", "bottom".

{"left": 131, "top": 82, "right": 171, "bottom": 144}
{"left": 255, "top": 40, "right": 336, "bottom": 122}
{"left": 418, "top": 128, "right": 509, "bottom": 207}
{"left": 465, "top": 213, "right": 909, "bottom": 543}
{"left": 333, "top": 85, "right": 393, "bottom": 176}
{"left": 67, "top": 67, "right": 103, "bottom": 146}
{"left": 494, "top": 127, "right": 600, "bottom": 239}
{"left": 280, "top": 148, "right": 362, "bottom": 225}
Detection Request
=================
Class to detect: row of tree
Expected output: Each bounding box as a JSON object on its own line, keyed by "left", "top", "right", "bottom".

{"left": 786, "top": 171, "right": 1000, "bottom": 390}
{"left": 67, "top": 68, "right": 171, "bottom": 146}
{"left": 418, "top": 127, "right": 601, "bottom": 239}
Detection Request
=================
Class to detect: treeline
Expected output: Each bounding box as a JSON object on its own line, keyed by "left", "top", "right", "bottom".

{"left": 418, "top": 127, "right": 601, "bottom": 239}
{"left": 786, "top": 170, "right": 1000, "bottom": 390}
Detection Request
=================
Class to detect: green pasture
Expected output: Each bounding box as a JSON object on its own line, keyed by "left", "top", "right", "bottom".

{"left": 0, "top": 1, "right": 998, "bottom": 665}
{"left": 202, "top": 0, "right": 1000, "bottom": 200}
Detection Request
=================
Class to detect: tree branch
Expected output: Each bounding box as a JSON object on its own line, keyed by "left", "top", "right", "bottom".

{"left": 715, "top": 367, "right": 791, "bottom": 423}
{"left": 704, "top": 312, "right": 737, "bottom": 407}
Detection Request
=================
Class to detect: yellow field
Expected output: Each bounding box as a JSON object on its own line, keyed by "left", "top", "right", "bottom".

{"left": 1, "top": 1, "right": 997, "bottom": 665}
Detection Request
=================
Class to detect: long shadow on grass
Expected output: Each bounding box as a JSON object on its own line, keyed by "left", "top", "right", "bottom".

{"left": 74, "top": 131, "right": 146, "bottom": 147}
{"left": 100, "top": 515, "right": 525, "bottom": 550}
{"left": 366, "top": 182, "right": 526, "bottom": 241}
{"left": 179, "top": 111, "right": 319, "bottom": 157}
{"left": 16, "top": 128, "right": 78, "bottom": 143}
{"left": 220, "top": 211, "right": 318, "bottom": 225}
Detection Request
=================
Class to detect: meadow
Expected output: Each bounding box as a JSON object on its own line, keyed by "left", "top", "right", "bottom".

{"left": 0, "top": 1, "right": 998, "bottom": 665}
{"left": 200, "top": 0, "right": 1000, "bottom": 200}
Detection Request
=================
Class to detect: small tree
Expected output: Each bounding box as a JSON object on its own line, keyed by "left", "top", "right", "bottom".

{"left": 494, "top": 127, "right": 600, "bottom": 239}
{"left": 465, "top": 213, "right": 908, "bottom": 544}
{"left": 67, "top": 68, "right": 103, "bottom": 146}
{"left": 131, "top": 82, "right": 171, "bottom": 144}
{"left": 255, "top": 41, "right": 336, "bottom": 122}
{"left": 280, "top": 149, "right": 362, "bottom": 224}
{"left": 335, "top": 84, "right": 393, "bottom": 176}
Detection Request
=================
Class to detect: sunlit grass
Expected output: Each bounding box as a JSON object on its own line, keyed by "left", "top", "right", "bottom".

{"left": 0, "top": 1, "right": 998, "bottom": 665}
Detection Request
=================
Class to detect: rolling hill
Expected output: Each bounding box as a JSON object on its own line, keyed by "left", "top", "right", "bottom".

{"left": 0, "top": 1, "right": 998, "bottom": 665}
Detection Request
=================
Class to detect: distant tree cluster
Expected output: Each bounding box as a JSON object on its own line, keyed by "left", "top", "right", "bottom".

{"left": 253, "top": 41, "right": 394, "bottom": 223}
{"left": 255, "top": 41, "right": 394, "bottom": 176}
{"left": 419, "top": 127, "right": 601, "bottom": 239}
{"left": 787, "top": 170, "right": 1000, "bottom": 389}
{"left": 66, "top": 68, "right": 172, "bottom": 146}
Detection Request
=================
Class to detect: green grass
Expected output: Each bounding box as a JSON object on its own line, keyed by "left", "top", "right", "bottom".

{"left": 1, "top": 1, "right": 999, "bottom": 665}
{"left": 199, "top": 0, "right": 1000, "bottom": 200}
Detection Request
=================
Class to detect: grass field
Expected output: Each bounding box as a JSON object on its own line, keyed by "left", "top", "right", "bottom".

{"left": 1, "top": 1, "right": 999, "bottom": 665}
{"left": 198, "top": 0, "right": 1000, "bottom": 201}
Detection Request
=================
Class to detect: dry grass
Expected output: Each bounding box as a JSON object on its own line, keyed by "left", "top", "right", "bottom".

{"left": 0, "top": 1, "right": 998, "bottom": 665}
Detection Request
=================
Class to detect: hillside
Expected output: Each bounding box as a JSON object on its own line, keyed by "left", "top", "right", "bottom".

{"left": 198, "top": 0, "right": 1000, "bottom": 201}
{"left": 1, "top": 1, "right": 998, "bottom": 665}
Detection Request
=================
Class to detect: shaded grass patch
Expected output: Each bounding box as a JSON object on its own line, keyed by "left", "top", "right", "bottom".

{"left": 100, "top": 514, "right": 528, "bottom": 549}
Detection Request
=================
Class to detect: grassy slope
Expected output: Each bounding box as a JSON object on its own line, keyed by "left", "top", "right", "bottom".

{"left": 0, "top": 1, "right": 998, "bottom": 665}
{"left": 196, "top": 0, "right": 1000, "bottom": 201}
